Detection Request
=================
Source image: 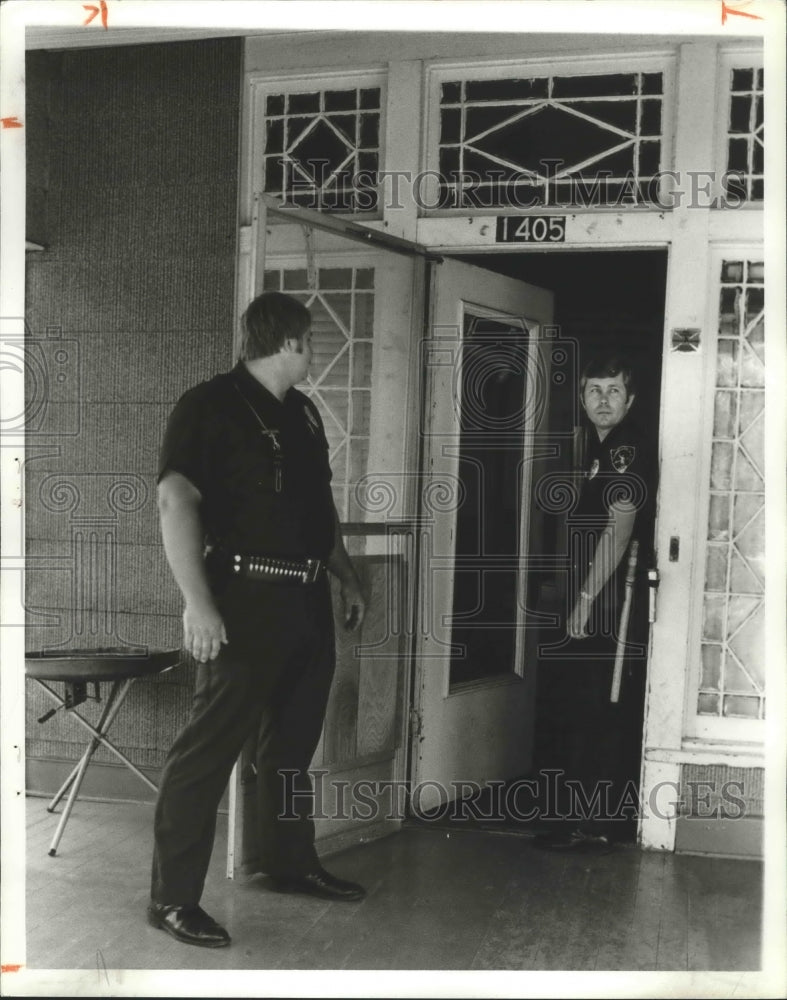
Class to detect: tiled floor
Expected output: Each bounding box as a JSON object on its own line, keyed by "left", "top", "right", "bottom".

{"left": 20, "top": 795, "right": 765, "bottom": 980}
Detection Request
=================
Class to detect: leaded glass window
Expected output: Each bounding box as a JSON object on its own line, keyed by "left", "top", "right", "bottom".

{"left": 699, "top": 260, "right": 764, "bottom": 720}
{"left": 262, "top": 86, "right": 381, "bottom": 213}
{"left": 436, "top": 71, "right": 663, "bottom": 208}
{"left": 263, "top": 266, "right": 375, "bottom": 520}
{"left": 724, "top": 67, "right": 764, "bottom": 203}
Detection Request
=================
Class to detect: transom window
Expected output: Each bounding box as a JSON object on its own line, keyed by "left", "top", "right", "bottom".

{"left": 724, "top": 67, "right": 764, "bottom": 203}
{"left": 258, "top": 78, "right": 383, "bottom": 213}
{"left": 435, "top": 69, "right": 664, "bottom": 209}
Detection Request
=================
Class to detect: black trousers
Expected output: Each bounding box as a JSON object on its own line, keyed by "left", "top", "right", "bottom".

{"left": 151, "top": 574, "right": 335, "bottom": 905}
{"left": 553, "top": 643, "right": 646, "bottom": 839}
{"left": 536, "top": 590, "right": 648, "bottom": 840}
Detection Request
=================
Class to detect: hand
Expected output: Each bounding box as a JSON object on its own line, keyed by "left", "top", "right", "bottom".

{"left": 566, "top": 595, "right": 591, "bottom": 640}
{"left": 183, "top": 601, "right": 228, "bottom": 662}
{"left": 340, "top": 576, "right": 366, "bottom": 632}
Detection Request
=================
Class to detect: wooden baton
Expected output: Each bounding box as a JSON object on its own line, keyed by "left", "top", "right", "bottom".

{"left": 610, "top": 539, "right": 639, "bottom": 703}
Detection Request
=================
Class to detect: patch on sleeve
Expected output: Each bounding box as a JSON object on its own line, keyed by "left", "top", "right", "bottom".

{"left": 303, "top": 400, "right": 322, "bottom": 436}
{"left": 610, "top": 445, "right": 635, "bottom": 473}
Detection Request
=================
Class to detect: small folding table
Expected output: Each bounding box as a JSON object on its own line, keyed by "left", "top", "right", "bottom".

{"left": 26, "top": 648, "right": 181, "bottom": 856}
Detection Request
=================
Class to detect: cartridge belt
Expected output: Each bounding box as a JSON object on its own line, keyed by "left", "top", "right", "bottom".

{"left": 230, "top": 553, "right": 325, "bottom": 585}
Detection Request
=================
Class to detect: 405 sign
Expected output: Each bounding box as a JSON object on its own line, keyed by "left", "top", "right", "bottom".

{"left": 496, "top": 216, "right": 566, "bottom": 243}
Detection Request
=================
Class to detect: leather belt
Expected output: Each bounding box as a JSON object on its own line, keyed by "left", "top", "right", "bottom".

{"left": 230, "top": 553, "right": 325, "bottom": 585}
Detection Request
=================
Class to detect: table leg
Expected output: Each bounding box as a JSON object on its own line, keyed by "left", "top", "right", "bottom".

{"left": 47, "top": 756, "right": 84, "bottom": 813}
{"left": 34, "top": 678, "right": 159, "bottom": 793}
{"left": 47, "top": 739, "right": 95, "bottom": 856}
{"left": 46, "top": 679, "right": 130, "bottom": 855}
{"left": 44, "top": 679, "right": 127, "bottom": 811}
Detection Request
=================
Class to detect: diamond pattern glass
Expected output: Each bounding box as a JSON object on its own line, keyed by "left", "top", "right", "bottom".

{"left": 713, "top": 390, "right": 737, "bottom": 438}
{"left": 262, "top": 86, "right": 381, "bottom": 213}
{"left": 699, "top": 261, "right": 765, "bottom": 719}
{"left": 724, "top": 67, "right": 764, "bottom": 203}
{"left": 707, "top": 494, "right": 730, "bottom": 541}
{"left": 701, "top": 644, "right": 721, "bottom": 690}
{"left": 437, "top": 71, "right": 663, "bottom": 208}
{"left": 722, "top": 696, "right": 760, "bottom": 718}
{"left": 263, "top": 267, "right": 375, "bottom": 519}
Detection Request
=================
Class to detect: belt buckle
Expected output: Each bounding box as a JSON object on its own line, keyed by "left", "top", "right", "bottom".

{"left": 303, "top": 558, "right": 321, "bottom": 584}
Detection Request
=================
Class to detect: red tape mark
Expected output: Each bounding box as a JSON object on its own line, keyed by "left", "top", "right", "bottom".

{"left": 721, "top": 0, "right": 764, "bottom": 23}
{"left": 1, "top": 117, "right": 23, "bottom": 129}
{"left": 83, "top": 0, "right": 108, "bottom": 28}
{"left": 1, "top": 965, "right": 23, "bottom": 973}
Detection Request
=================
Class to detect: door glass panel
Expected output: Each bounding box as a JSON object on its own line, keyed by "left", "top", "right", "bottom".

{"left": 263, "top": 266, "right": 375, "bottom": 521}
{"left": 450, "top": 313, "right": 530, "bottom": 685}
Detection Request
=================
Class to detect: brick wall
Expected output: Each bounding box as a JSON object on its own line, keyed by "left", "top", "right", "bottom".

{"left": 24, "top": 39, "right": 241, "bottom": 783}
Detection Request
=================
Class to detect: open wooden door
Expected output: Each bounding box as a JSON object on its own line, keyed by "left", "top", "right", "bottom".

{"left": 412, "top": 258, "right": 554, "bottom": 811}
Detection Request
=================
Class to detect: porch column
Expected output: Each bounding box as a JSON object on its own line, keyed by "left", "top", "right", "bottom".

{"left": 640, "top": 41, "right": 718, "bottom": 851}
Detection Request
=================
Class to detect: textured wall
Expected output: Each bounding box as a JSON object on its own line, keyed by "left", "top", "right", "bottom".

{"left": 24, "top": 39, "right": 241, "bottom": 776}
{"left": 680, "top": 763, "right": 764, "bottom": 818}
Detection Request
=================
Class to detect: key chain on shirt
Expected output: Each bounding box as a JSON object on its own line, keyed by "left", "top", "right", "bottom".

{"left": 232, "top": 381, "right": 283, "bottom": 492}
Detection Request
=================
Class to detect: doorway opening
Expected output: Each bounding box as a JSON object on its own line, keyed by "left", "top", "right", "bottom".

{"left": 413, "top": 247, "right": 667, "bottom": 838}
{"left": 456, "top": 248, "right": 666, "bottom": 593}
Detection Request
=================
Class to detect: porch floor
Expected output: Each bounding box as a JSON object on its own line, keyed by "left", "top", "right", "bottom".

{"left": 22, "top": 795, "right": 762, "bottom": 976}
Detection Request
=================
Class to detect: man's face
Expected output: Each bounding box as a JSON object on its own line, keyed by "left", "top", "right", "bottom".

{"left": 581, "top": 373, "right": 634, "bottom": 435}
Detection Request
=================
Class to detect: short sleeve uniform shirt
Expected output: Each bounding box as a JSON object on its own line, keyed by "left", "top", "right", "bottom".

{"left": 158, "top": 362, "right": 335, "bottom": 559}
{"left": 570, "top": 416, "right": 658, "bottom": 617}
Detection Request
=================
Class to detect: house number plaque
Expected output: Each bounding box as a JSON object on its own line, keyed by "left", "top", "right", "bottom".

{"left": 496, "top": 215, "right": 567, "bottom": 243}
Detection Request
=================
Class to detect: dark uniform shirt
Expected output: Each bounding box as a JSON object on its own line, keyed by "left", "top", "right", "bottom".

{"left": 158, "top": 362, "right": 335, "bottom": 559}
{"left": 569, "top": 415, "right": 658, "bottom": 635}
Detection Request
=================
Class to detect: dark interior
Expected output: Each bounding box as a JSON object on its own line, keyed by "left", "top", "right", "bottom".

{"left": 452, "top": 250, "right": 668, "bottom": 822}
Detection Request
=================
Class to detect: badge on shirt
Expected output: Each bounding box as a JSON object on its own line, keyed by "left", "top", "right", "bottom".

{"left": 303, "top": 402, "right": 321, "bottom": 437}
{"left": 588, "top": 459, "right": 600, "bottom": 479}
{"left": 610, "top": 445, "right": 635, "bottom": 473}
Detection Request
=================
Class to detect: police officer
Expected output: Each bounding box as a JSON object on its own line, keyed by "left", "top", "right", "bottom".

{"left": 148, "top": 292, "right": 367, "bottom": 948}
{"left": 537, "top": 355, "right": 657, "bottom": 850}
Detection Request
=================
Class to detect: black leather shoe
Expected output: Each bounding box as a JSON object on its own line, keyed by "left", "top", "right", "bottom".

{"left": 269, "top": 867, "right": 366, "bottom": 902}
{"left": 147, "top": 902, "right": 231, "bottom": 947}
